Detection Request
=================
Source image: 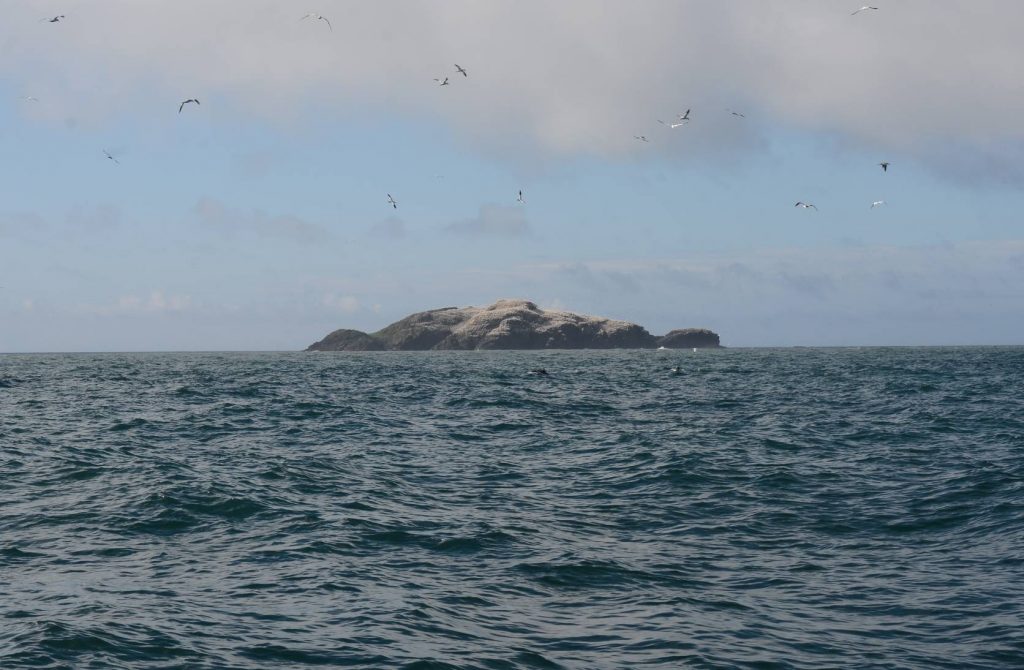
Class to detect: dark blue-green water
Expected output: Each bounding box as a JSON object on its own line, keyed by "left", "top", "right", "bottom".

{"left": 1, "top": 348, "right": 1022, "bottom": 669}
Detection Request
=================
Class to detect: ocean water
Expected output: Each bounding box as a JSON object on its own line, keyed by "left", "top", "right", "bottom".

{"left": 1, "top": 348, "right": 1022, "bottom": 669}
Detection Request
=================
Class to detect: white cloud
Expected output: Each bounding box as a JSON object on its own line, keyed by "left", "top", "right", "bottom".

{"left": 3, "top": 1, "right": 1023, "bottom": 176}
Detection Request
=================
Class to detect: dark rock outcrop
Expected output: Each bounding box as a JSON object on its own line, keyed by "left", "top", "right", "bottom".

{"left": 306, "top": 299, "right": 721, "bottom": 351}
{"left": 657, "top": 328, "right": 721, "bottom": 349}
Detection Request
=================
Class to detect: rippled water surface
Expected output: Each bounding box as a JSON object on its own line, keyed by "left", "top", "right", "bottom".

{"left": 1, "top": 348, "right": 1022, "bottom": 669}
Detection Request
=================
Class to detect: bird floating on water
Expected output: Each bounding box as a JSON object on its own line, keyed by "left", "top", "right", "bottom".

{"left": 795, "top": 202, "right": 818, "bottom": 210}
{"left": 301, "top": 13, "right": 332, "bottom": 30}
{"left": 454, "top": 64, "right": 467, "bottom": 77}
{"left": 879, "top": 161, "right": 890, "bottom": 172}
{"left": 387, "top": 194, "right": 398, "bottom": 209}
{"left": 434, "top": 77, "right": 450, "bottom": 86}
{"left": 103, "top": 150, "right": 119, "bottom": 165}
{"left": 851, "top": 6, "right": 879, "bottom": 15}
{"left": 871, "top": 200, "right": 886, "bottom": 209}
{"left": 178, "top": 98, "right": 200, "bottom": 113}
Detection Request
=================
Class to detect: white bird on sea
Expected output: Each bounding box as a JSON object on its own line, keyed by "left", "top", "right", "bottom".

{"left": 387, "top": 194, "right": 398, "bottom": 209}
{"left": 852, "top": 6, "right": 879, "bottom": 15}
{"left": 795, "top": 201, "right": 818, "bottom": 210}
{"left": 634, "top": 135, "right": 649, "bottom": 142}
{"left": 178, "top": 98, "right": 200, "bottom": 113}
{"left": 658, "top": 120, "right": 686, "bottom": 129}
{"left": 454, "top": 64, "right": 468, "bottom": 77}
{"left": 871, "top": 200, "right": 886, "bottom": 209}
{"left": 434, "top": 77, "right": 450, "bottom": 86}
{"left": 301, "top": 13, "right": 332, "bottom": 30}
{"left": 103, "top": 150, "right": 119, "bottom": 165}
{"left": 517, "top": 189, "right": 524, "bottom": 204}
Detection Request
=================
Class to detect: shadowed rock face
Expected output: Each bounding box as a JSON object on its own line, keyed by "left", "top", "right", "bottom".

{"left": 305, "top": 299, "right": 721, "bottom": 351}
{"left": 657, "top": 328, "right": 721, "bottom": 349}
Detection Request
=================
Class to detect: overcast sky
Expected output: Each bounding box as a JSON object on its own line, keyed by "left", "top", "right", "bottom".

{"left": 2, "top": 1, "right": 1024, "bottom": 351}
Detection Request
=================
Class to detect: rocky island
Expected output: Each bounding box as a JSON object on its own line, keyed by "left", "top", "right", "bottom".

{"left": 306, "top": 299, "right": 720, "bottom": 351}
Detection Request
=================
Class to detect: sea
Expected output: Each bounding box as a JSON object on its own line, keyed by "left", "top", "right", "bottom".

{"left": 1, "top": 348, "right": 1022, "bottom": 669}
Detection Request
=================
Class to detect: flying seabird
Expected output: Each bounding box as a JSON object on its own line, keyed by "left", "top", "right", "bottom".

{"left": 634, "top": 135, "right": 649, "bottom": 142}
{"left": 41, "top": 15, "right": 65, "bottom": 23}
{"left": 727, "top": 109, "right": 745, "bottom": 118}
{"left": 879, "top": 161, "right": 890, "bottom": 172}
{"left": 434, "top": 77, "right": 450, "bottom": 86}
{"left": 678, "top": 109, "right": 691, "bottom": 122}
{"left": 103, "top": 150, "right": 119, "bottom": 165}
{"left": 179, "top": 98, "right": 200, "bottom": 113}
{"left": 851, "top": 6, "right": 879, "bottom": 15}
{"left": 301, "top": 13, "right": 332, "bottom": 30}
{"left": 454, "top": 64, "right": 468, "bottom": 77}
{"left": 658, "top": 120, "right": 686, "bottom": 129}
{"left": 387, "top": 194, "right": 398, "bottom": 209}
{"left": 517, "top": 189, "right": 524, "bottom": 204}
{"left": 871, "top": 200, "right": 886, "bottom": 209}
{"left": 795, "top": 202, "right": 818, "bottom": 210}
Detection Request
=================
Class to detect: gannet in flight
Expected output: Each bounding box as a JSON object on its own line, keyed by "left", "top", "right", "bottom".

{"left": 879, "top": 161, "right": 890, "bottom": 172}
{"left": 103, "top": 150, "right": 119, "bottom": 165}
{"left": 179, "top": 98, "right": 200, "bottom": 113}
{"left": 795, "top": 202, "right": 818, "bottom": 210}
{"left": 454, "top": 64, "right": 468, "bottom": 77}
{"left": 301, "top": 14, "right": 332, "bottom": 30}
{"left": 434, "top": 77, "right": 450, "bottom": 86}
{"left": 871, "top": 200, "right": 886, "bottom": 209}
{"left": 727, "top": 109, "right": 745, "bottom": 118}
{"left": 678, "top": 109, "right": 691, "bottom": 122}
{"left": 387, "top": 194, "right": 397, "bottom": 209}
{"left": 517, "top": 190, "right": 524, "bottom": 204}
{"left": 851, "top": 6, "right": 879, "bottom": 15}
{"left": 658, "top": 120, "right": 686, "bottom": 129}
{"left": 634, "top": 135, "right": 649, "bottom": 142}
{"left": 42, "top": 15, "right": 65, "bottom": 23}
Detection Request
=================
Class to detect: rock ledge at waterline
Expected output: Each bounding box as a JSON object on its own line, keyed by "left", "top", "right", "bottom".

{"left": 306, "top": 299, "right": 721, "bottom": 351}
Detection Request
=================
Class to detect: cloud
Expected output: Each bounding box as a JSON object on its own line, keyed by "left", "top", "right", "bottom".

{"left": 79, "top": 291, "right": 192, "bottom": 316}
{"left": 4, "top": 1, "right": 1023, "bottom": 178}
{"left": 368, "top": 216, "right": 406, "bottom": 239}
{"left": 321, "top": 294, "right": 360, "bottom": 314}
{"left": 445, "top": 204, "right": 529, "bottom": 237}
{"left": 192, "top": 196, "right": 328, "bottom": 243}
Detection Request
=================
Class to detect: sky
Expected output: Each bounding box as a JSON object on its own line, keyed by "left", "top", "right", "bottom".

{"left": 2, "top": 0, "right": 1024, "bottom": 351}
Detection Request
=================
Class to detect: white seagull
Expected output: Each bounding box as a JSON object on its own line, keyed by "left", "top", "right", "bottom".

{"left": 301, "top": 13, "right": 332, "bottom": 30}
{"left": 387, "top": 194, "right": 398, "bottom": 210}
{"left": 103, "top": 150, "right": 119, "bottom": 165}
{"left": 851, "top": 6, "right": 879, "bottom": 15}
{"left": 454, "top": 64, "right": 468, "bottom": 77}
{"left": 658, "top": 120, "right": 686, "bottom": 129}
{"left": 634, "top": 135, "right": 649, "bottom": 142}
{"left": 871, "top": 200, "right": 886, "bottom": 209}
{"left": 795, "top": 202, "right": 818, "bottom": 210}
{"left": 434, "top": 77, "right": 450, "bottom": 86}
{"left": 517, "top": 190, "right": 524, "bottom": 204}
{"left": 179, "top": 98, "right": 200, "bottom": 113}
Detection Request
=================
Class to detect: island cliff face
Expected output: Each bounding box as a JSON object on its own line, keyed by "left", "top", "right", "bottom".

{"left": 306, "top": 299, "right": 721, "bottom": 351}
